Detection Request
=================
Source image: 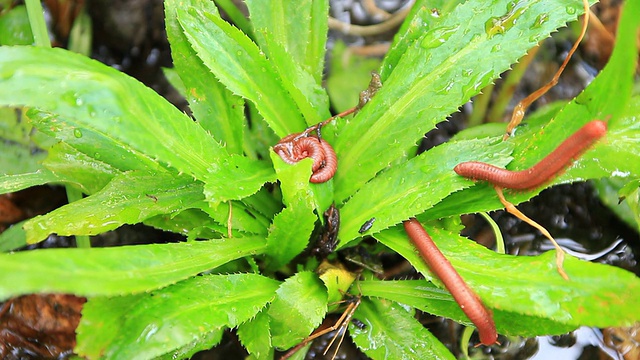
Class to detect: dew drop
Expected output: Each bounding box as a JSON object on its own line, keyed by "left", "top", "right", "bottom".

{"left": 474, "top": 70, "right": 494, "bottom": 91}
{"left": 565, "top": 6, "right": 576, "bottom": 15}
{"left": 61, "top": 92, "right": 77, "bottom": 106}
{"left": 236, "top": 50, "right": 243, "bottom": 56}
{"left": 484, "top": 0, "right": 527, "bottom": 39}
{"left": 73, "top": 128, "right": 83, "bottom": 138}
{"left": 94, "top": 152, "right": 101, "bottom": 160}
{"left": 75, "top": 97, "right": 83, "bottom": 106}
{"left": 420, "top": 25, "right": 459, "bottom": 49}
{"left": 485, "top": 17, "right": 505, "bottom": 38}
{"left": 86, "top": 104, "right": 97, "bottom": 117}
{"left": 533, "top": 13, "right": 549, "bottom": 28}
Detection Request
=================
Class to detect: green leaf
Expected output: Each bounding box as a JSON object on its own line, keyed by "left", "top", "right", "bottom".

{"left": 204, "top": 154, "right": 276, "bottom": 207}
{"left": 144, "top": 208, "right": 224, "bottom": 239}
{"left": 358, "top": 279, "right": 575, "bottom": 337}
{"left": 351, "top": 297, "right": 455, "bottom": 360}
{"left": 264, "top": 154, "right": 317, "bottom": 269}
{"left": 376, "top": 224, "right": 640, "bottom": 336}
{"left": 201, "top": 200, "right": 271, "bottom": 236}
{"left": 0, "top": 130, "right": 117, "bottom": 195}
{"left": 594, "top": 177, "right": 639, "bottom": 230}
{"left": 0, "top": 220, "right": 27, "bottom": 252}
{"left": 155, "top": 330, "right": 224, "bottom": 360}
{"left": 318, "top": 262, "right": 358, "bottom": 305}
{"left": 428, "top": 0, "right": 640, "bottom": 219}
{"left": 0, "top": 237, "right": 267, "bottom": 300}
{"left": 332, "top": 0, "right": 596, "bottom": 202}
{"left": 212, "top": 0, "right": 254, "bottom": 37}
{"left": 338, "top": 136, "right": 513, "bottom": 248}
{"left": 176, "top": 3, "right": 306, "bottom": 137}
{"left": 0, "top": 170, "right": 60, "bottom": 194}
{"left": 26, "top": 109, "right": 165, "bottom": 175}
{"left": 382, "top": 1, "right": 466, "bottom": 79}
{"left": 245, "top": 0, "right": 331, "bottom": 126}
{"left": 247, "top": 0, "right": 327, "bottom": 84}
{"left": 0, "top": 5, "right": 33, "bottom": 45}
{"left": 22, "top": 172, "right": 205, "bottom": 243}
{"left": 76, "top": 273, "right": 279, "bottom": 359}
{"left": 165, "top": 0, "right": 245, "bottom": 155}
{"left": 513, "top": 0, "right": 640, "bottom": 179}
{"left": 0, "top": 46, "right": 222, "bottom": 180}
{"left": 268, "top": 271, "right": 328, "bottom": 349}
{"left": 237, "top": 309, "right": 274, "bottom": 360}
{"left": 42, "top": 141, "right": 118, "bottom": 194}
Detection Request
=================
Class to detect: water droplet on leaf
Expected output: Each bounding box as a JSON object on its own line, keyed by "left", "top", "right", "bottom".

{"left": 484, "top": 0, "right": 527, "bottom": 38}
{"left": 420, "top": 25, "right": 459, "bottom": 49}
{"left": 534, "top": 13, "right": 549, "bottom": 28}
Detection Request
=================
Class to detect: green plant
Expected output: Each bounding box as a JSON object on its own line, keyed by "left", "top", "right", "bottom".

{"left": 0, "top": 0, "right": 639, "bottom": 359}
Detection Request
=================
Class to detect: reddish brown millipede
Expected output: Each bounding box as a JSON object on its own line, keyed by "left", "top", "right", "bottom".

{"left": 273, "top": 132, "right": 337, "bottom": 183}
{"left": 454, "top": 120, "right": 607, "bottom": 190}
{"left": 403, "top": 218, "right": 498, "bottom": 345}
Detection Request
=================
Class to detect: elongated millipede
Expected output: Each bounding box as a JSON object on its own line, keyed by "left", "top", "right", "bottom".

{"left": 273, "top": 132, "right": 337, "bottom": 183}
{"left": 403, "top": 218, "right": 498, "bottom": 345}
{"left": 454, "top": 120, "right": 607, "bottom": 190}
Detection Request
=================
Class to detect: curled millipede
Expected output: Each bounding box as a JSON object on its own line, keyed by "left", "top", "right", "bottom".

{"left": 403, "top": 218, "right": 498, "bottom": 345}
{"left": 273, "top": 132, "right": 337, "bottom": 183}
{"left": 454, "top": 120, "right": 607, "bottom": 190}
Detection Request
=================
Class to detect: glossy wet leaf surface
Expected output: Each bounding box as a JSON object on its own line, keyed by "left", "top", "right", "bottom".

{"left": 332, "top": 0, "right": 597, "bottom": 202}
{"left": 0, "top": 237, "right": 266, "bottom": 300}
{"left": 237, "top": 309, "right": 274, "bottom": 360}
{"left": 245, "top": 0, "right": 331, "bottom": 126}
{"left": 22, "top": 172, "right": 203, "bottom": 243}
{"left": 76, "top": 273, "right": 279, "bottom": 359}
{"left": 0, "top": 0, "right": 637, "bottom": 358}
{"left": 268, "top": 271, "right": 328, "bottom": 349}
{"left": 338, "top": 136, "right": 513, "bottom": 247}
{"left": 165, "top": 0, "right": 245, "bottom": 155}
{"left": 421, "top": 0, "right": 640, "bottom": 220}
{"left": 350, "top": 297, "right": 455, "bottom": 360}
{"left": 0, "top": 47, "right": 221, "bottom": 180}
{"left": 376, "top": 224, "right": 640, "bottom": 336}
{"left": 265, "top": 155, "right": 317, "bottom": 269}
{"left": 176, "top": 1, "right": 306, "bottom": 137}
